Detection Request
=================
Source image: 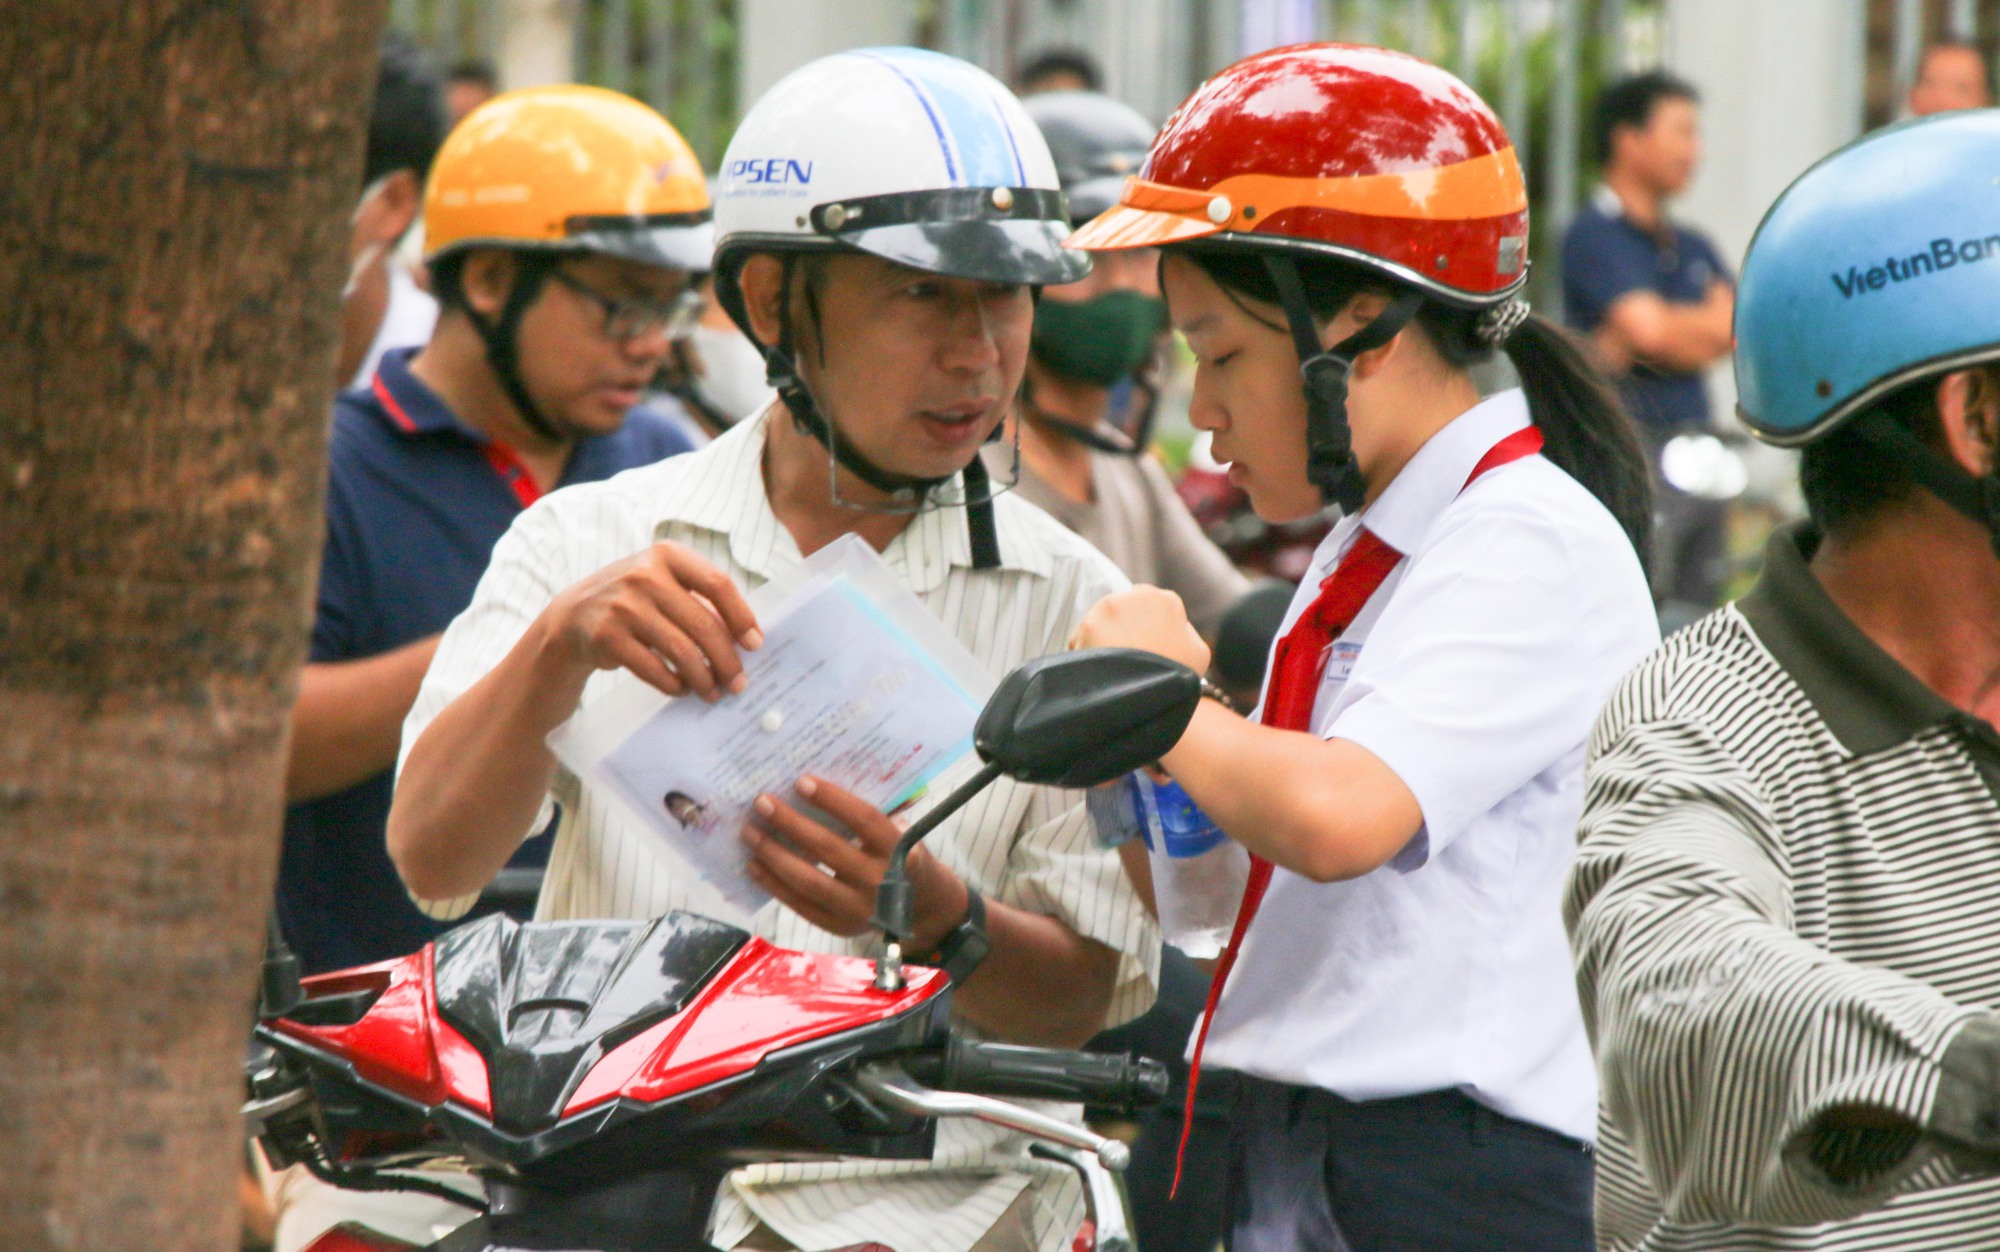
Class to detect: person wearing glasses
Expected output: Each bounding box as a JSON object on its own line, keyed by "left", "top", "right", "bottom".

{"left": 277, "top": 85, "right": 709, "bottom": 988}
{"left": 386, "top": 48, "right": 1155, "bottom": 1252}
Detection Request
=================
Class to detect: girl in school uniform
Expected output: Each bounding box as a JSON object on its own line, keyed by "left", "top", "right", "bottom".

{"left": 1067, "top": 44, "right": 1660, "bottom": 1252}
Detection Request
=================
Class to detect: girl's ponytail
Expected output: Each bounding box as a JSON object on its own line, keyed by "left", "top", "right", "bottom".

{"left": 1499, "top": 314, "right": 1653, "bottom": 560}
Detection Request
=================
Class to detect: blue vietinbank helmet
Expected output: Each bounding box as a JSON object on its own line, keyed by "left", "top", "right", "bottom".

{"left": 1736, "top": 110, "right": 2000, "bottom": 543}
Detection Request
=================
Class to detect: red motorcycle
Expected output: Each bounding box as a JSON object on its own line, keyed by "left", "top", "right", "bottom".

{"left": 245, "top": 649, "right": 1192, "bottom": 1252}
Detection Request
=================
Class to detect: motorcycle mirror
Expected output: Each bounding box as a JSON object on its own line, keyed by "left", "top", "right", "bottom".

{"left": 975, "top": 648, "right": 1203, "bottom": 788}
{"left": 871, "top": 649, "right": 1202, "bottom": 989}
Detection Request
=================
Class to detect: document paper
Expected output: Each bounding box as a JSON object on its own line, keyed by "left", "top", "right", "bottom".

{"left": 549, "top": 535, "right": 990, "bottom": 915}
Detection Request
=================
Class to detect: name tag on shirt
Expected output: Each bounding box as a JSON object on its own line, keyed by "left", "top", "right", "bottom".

{"left": 1321, "top": 639, "right": 1363, "bottom": 688}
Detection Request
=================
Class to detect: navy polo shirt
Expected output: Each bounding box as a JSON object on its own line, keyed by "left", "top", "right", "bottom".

{"left": 1561, "top": 187, "right": 1731, "bottom": 430}
{"left": 280, "top": 347, "right": 697, "bottom": 974}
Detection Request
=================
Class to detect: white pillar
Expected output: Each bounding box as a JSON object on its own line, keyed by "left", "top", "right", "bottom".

{"left": 1660, "top": 0, "right": 1865, "bottom": 425}
{"left": 1662, "top": 0, "right": 1864, "bottom": 274}
{"left": 738, "top": 0, "right": 920, "bottom": 108}
{"left": 498, "top": 0, "right": 581, "bottom": 89}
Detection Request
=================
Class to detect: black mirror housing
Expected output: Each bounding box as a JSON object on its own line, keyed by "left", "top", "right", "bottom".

{"left": 974, "top": 649, "right": 1202, "bottom": 789}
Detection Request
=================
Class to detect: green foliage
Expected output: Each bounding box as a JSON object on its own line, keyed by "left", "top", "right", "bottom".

{"left": 391, "top": 0, "right": 742, "bottom": 171}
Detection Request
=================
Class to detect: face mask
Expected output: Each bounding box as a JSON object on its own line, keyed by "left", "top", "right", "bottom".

{"left": 341, "top": 176, "right": 396, "bottom": 300}
{"left": 688, "top": 323, "right": 777, "bottom": 423}
{"left": 1030, "top": 289, "right": 1166, "bottom": 387}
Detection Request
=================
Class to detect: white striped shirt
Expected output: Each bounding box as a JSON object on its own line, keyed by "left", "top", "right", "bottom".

{"left": 399, "top": 409, "right": 1157, "bottom": 1252}
{"left": 1567, "top": 524, "right": 2000, "bottom": 1251}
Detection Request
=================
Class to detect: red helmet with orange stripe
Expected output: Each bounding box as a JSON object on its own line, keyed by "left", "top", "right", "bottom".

{"left": 1069, "top": 43, "right": 1534, "bottom": 510}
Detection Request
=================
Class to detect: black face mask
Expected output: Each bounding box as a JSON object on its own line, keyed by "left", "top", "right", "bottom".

{"left": 1029, "top": 290, "right": 1166, "bottom": 387}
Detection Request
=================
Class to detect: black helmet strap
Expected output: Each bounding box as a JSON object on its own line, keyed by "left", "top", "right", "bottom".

{"left": 465, "top": 251, "right": 564, "bottom": 444}
{"left": 1261, "top": 253, "right": 1423, "bottom": 514}
{"left": 1852, "top": 409, "right": 2000, "bottom": 558}
{"left": 1018, "top": 370, "right": 1162, "bottom": 457}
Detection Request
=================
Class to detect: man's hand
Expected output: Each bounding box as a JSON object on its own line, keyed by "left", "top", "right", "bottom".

{"left": 1069, "top": 586, "right": 1212, "bottom": 675}
{"left": 540, "top": 541, "right": 763, "bottom": 702}
{"left": 744, "top": 775, "right": 969, "bottom": 952}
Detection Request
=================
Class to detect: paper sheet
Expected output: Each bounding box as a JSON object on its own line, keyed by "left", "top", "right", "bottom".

{"left": 548, "top": 535, "right": 991, "bottom": 914}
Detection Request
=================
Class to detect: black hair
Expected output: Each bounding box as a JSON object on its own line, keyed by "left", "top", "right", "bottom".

{"left": 1591, "top": 70, "right": 1700, "bottom": 167}
{"left": 1800, "top": 377, "right": 1955, "bottom": 539}
{"left": 367, "top": 31, "right": 449, "bottom": 186}
{"left": 1016, "top": 47, "right": 1103, "bottom": 93}
{"left": 1182, "top": 247, "right": 1654, "bottom": 558}
{"left": 449, "top": 57, "right": 499, "bottom": 91}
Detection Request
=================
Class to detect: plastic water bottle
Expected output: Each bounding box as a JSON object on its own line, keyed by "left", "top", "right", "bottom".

{"left": 1088, "top": 773, "right": 1250, "bottom": 959}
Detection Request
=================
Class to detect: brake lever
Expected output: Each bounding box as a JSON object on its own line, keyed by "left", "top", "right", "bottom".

{"left": 846, "top": 1065, "right": 1131, "bottom": 1171}
{"left": 1031, "top": 1143, "right": 1134, "bottom": 1252}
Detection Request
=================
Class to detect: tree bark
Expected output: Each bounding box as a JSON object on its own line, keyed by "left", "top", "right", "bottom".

{"left": 0, "top": 4, "right": 387, "bottom": 1249}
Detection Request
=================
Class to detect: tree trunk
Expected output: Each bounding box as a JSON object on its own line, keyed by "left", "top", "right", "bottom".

{"left": 0, "top": 4, "right": 387, "bottom": 1249}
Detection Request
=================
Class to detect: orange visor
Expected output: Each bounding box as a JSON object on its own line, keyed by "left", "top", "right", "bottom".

{"left": 1067, "top": 146, "right": 1526, "bottom": 251}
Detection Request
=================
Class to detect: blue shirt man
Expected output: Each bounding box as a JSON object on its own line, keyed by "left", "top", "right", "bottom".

{"left": 1563, "top": 184, "right": 1731, "bottom": 429}
{"left": 1561, "top": 70, "right": 1737, "bottom": 619}
{"left": 280, "top": 348, "right": 695, "bottom": 973}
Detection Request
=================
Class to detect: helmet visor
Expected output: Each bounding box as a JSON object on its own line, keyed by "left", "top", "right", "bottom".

{"left": 564, "top": 212, "right": 715, "bottom": 273}
{"left": 809, "top": 188, "right": 1090, "bottom": 286}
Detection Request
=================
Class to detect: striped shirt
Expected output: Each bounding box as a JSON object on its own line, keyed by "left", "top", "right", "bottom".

{"left": 399, "top": 409, "right": 1157, "bottom": 1252}
{"left": 1566, "top": 523, "right": 2000, "bottom": 1251}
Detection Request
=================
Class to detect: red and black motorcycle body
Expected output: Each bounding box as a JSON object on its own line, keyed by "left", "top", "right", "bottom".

{"left": 258, "top": 910, "right": 953, "bottom": 1251}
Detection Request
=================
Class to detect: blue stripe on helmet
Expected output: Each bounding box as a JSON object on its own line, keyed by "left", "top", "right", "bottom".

{"left": 858, "top": 48, "right": 1023, "bottom": 187}
{"left": 857, "top": 49, "right": 959, "bottom": 184}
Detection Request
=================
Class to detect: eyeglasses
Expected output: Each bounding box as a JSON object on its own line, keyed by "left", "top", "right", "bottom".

{"left": 549, "top": 266, "right": 704, "bottom": 343}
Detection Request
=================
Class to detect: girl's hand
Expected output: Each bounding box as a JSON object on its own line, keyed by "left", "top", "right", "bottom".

{"left": 1070, "top": 587, "right": 1212, "bottom": 675}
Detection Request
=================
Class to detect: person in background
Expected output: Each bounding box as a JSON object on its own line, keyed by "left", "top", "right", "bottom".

{"left": 337, "top": 31, "right": 447, "bottom": 390}
{"left": 281, "top": 85, "right": 707, "bottom": 977}
{"left": 268, "top": 86, "right": 708, "bottom": 1252}
{"left": 445, "top": 57, "right": 499, "bottom": 125}
{"left": 1563, "top": 70, "right": 1734, "bottom": 626}
{"left": 1568, "top": 109, "right": 2000, "bottom": 1252}
{"left": 1908, "top": 37, "right": 1993, "bottom": 116}
{"left": 1016, "top": 47, "right": 1102, "bottom": 95}
{"left": 654, "top": 272, "right": 778, "bottom": 442}
{"left": 993, "top": 89, "right": 1250, "bottom": 640}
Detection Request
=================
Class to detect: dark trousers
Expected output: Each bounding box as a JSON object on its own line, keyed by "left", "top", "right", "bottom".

{"left": 1220, "top": 1074, "right": 1594, "bottom": 1252}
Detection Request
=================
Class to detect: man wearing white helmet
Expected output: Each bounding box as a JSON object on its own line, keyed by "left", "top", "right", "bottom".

{"left": 387, "top": 47, "right": 1155, "bottom": 1252}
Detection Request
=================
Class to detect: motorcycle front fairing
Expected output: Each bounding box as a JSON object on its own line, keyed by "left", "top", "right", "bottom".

{"left": 259, "top": 911, "right": 953, "bottom": 1189}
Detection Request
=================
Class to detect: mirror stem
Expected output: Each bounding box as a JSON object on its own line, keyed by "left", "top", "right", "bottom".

{"left": 260, "top": 906, "right": 303, "bottom": 1020}
{"left": 872, "top": 758, "right": 1005, "bottom": 989}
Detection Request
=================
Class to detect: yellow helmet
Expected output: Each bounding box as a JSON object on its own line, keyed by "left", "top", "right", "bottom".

{"left": 424, "top": 84, "right": 712, "bottom": 272}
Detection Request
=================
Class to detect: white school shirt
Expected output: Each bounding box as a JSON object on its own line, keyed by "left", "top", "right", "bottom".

{"left": 1199, "top": 389, "right": 1658, "bottom": 1143}
{"left": 400, "top": 410, "right": 1157, "bottom": 1252}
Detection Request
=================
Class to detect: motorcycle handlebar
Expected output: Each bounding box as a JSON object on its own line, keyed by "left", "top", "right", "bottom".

{"left": 903, "top": 1040, "right": 1169, "bottom": 1111}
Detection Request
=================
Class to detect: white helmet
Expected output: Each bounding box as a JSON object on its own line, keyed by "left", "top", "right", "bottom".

{"left": 712, "top": 46, "right": 1088, "bottom": 288}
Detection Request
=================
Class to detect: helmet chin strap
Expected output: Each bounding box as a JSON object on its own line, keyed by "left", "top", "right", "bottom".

{"left": 1852, "top": 411, "right": 2000, "bottom": 558}
{"left": 739, "top": 254, "right": 1005, "bottom": 569}
{"left": 1018, "top": 375, "right": 1157, "bottom": 456}
{"left": 466, "top": 251, "right": 565, "bottom": 445}
{"left": 1260, "top": 254, "right": 1423, "bottom": 514}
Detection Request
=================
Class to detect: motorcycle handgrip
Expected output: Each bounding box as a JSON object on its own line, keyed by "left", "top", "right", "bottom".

{"left": 906, "top": 1039, "right": 1169, "bottom": 1111}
